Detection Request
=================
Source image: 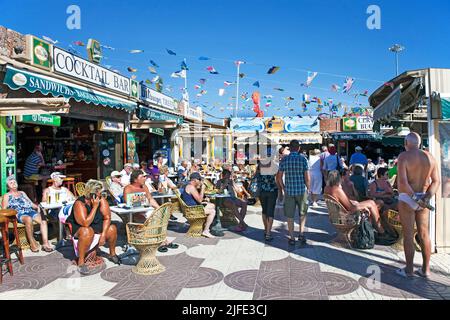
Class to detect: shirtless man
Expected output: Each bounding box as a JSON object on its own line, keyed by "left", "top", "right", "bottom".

{"left": 324, "top": 170, "right": 395, "bottom": 241}
{"left": 123, "top": 170, "right": 160, "bottom": 214}
{"left": 397, "top": 132, "right": 440, "bottom": 278}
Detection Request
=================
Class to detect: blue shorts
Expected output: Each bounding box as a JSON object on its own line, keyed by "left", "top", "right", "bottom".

{"left": 17, "top": 210, "right": 38, "bottom": 223}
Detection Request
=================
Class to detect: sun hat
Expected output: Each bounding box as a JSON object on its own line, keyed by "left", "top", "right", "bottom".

{"left": 111, "top": 170, "right": 122, "bottom": 177}
{"left": 50, "top": 172, "right": 66, "bottom": 180}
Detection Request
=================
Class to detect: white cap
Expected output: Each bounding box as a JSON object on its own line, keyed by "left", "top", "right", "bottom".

{"left": 132, "top": 163, "right": 140, "bottom": 169}
{"left": 355, "top": 146, "right": 363, "bottom": 151}
{"left": 50, "top": 172, "right": 66, "bottom": 180}
{"left": 124, "top": 163, "right": 133, "bottom": 169}
{"left": 111, "top": 170, "right": 122, "bottom": 177}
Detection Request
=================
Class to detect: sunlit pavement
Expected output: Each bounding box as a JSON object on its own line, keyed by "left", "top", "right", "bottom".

{"left": 1, "top": 202, "right": 449, "bottom": 300}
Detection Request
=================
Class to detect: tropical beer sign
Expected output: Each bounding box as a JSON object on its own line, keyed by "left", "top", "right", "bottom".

{"left": 343, "top": 116, "right": 373, "bottom": 131}
{"left": 87, "top": 39, "right": 102, "bottom": 64}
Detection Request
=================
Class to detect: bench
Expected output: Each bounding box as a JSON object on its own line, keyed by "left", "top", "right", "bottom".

{"left": 126, "top": 202, "right": 173, "bottom": 275}
{"left": 324, "top": 194, "right": 360, "bottom": 248}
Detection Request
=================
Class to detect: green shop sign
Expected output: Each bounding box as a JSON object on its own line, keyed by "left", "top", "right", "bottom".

{"left": 87, "top": 39, "right": 102, "bottom": 64}
{"left": 18, "top": 114, "right": 61, "bottom": 126}
{"left": 29, "top": 35, "right": 52, "bottom": 71}
{"left": 138, "top": 106, "right": 183, "bottom": 124}
{"left": 3, "top": 66, "right": 136, "bottom": 113}
{"left": 149, "top": 128, "right": 164, "bottom": 136}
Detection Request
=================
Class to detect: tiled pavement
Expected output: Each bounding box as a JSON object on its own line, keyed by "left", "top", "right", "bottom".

{"left": 1, "top": 201, "right": 450, "bottom": 300}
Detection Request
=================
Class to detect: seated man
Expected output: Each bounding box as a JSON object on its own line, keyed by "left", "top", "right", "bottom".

{"left": 66, "top": 179, "right": 119, "bottom": 273}
{"left": 42, "top": 172, "right": 76, "bottom": 218}
{"left": 324, "top": 170, "right": 396, "bottom": 241}
{"left": 3, "top": 177, "right": 54, "bottom": 252}
{"left": 215, "top": 169, "right": 248, "bottom": 232}
{"left": 123, "top": 170, "right": 176, "bottom": 251}
{"left": 109, "top": 171, "right": 124, "bottom": 203}
{"left": 120, "top": 163, "right": 133, "bottom": 186}
{"left": 350, "top": 164, "right": 369, "bottom": 201}
{"left": 181, "top": 172, "right": 216, "bottom": 238}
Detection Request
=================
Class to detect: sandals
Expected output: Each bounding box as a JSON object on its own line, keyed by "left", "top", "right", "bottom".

{"left": 202, "top": 231, "right": 216, "bottom": 239}
{"left": 41, "top": 246, "right": 55, "bottom": 253}
{"left": 415, "top": 269, "right": 431, "bottom": 279}
{"left": 288, "top": 238, "right": 295, "bottom": 246}
{"left": 265, "top": 234, "right": 274, "bottom": 242}
{"left": 395, "top": 268, "right": 415, "bottom": 279}
{"left": 107, "top": 255, "right": 122, "bottom": 265}
{"left": 78, "top": 264, "right": 90, "bottom": 275}
{"left": 31, "top": 244, "right": 41, "bottom": 253}
{"left": 158, "top": 246, "right": 168, "bottom": 253}
{"left": 166, "top": 243, "right": 179, "bottom": 249}
{"left": 298, "top": 234, "right": 307, "bottom": 245}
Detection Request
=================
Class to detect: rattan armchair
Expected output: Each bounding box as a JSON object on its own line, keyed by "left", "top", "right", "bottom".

{"left": 175, "top": 190, "right": 207, "bottom": 237}
{"left": 126, "top": 202, "right": 173, "bottom": 275}
{"left": 203, "top": 179, "right": 215, "bottom": 192}
{"left": 387, "top": 210, "right": 420, "bottom": 252}
{"left": 324, "top": 194, "right": 360, "bottom": 248}
{"left": 75, "top": 182, "right": 86, "bottom": 197}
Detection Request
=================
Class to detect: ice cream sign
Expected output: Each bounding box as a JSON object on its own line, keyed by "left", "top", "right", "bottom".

{"left": 343, "top": 116, "right": 373, "bottom": 131}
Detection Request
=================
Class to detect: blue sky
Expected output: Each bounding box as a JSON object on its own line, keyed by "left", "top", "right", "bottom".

{"left": 1, "top": 0, "right": 449, "bottom": 123}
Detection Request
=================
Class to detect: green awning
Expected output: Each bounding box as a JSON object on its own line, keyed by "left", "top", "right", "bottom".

{"left": 382, "top": 136, "right": 404, "bottom": 147}
{"left": 137, "top": 106, "right": 183, "bottom": 124}
{"left": 442, "top": 98, "right": 450, "bottom": 120}
{"left": 3, "top": 66, "right": 136, "bottom": 113}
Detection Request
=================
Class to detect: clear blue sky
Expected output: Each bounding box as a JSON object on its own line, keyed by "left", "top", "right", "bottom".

{"left": 1, "top": 0, "right": 449, "bottom": 122}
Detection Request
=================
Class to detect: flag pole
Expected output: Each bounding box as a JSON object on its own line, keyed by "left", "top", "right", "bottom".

{"left": 235, "top": 62, "right": 240, "bottom": 118}
{"left": 184, "top": 58, "right": 188, "bottom": 103}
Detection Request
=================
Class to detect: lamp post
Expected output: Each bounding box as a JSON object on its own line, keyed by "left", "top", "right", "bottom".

{"left": 389, "top": 44, "right": 405, "bottom": 76}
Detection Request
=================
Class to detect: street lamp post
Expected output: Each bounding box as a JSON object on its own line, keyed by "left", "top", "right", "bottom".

{"left": 389, "top": 44, "right": 405, "bottom": 76}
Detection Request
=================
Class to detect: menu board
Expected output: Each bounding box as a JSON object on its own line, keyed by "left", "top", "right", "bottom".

{"left": 0, "top": 116, "right": 16, "bottom": 194}
{"left": 126, "top": 192, "right": 146, "bottom": 208}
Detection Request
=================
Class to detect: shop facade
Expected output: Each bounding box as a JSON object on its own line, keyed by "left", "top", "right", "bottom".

{"left": 0, "top": 28, "right": 136, "bottom": 194}
{"left": 370, "top": 68, "right": 450, "bottom": 253}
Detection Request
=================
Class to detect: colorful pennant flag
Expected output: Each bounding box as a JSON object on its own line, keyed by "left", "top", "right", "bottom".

{"left": 152, "top": 75, "right": 160, "bottom": 83}
{"left": 101, "top": 45, "right": 115, "bottom": 50}
{"left": 42, "top": 36, "right": 58, "bottom": 44}
{"left": 145, "top": 79, "right": 152, "bottom": 85}
{"left": 253, "top": 81, "right": 260, "bottom": 88}
{"left": 239, "top": 73, "right": 245, "bottom": 78}
{"left": 343, "top": 77, "right": 355, "bottom": 93}
{"left": 194, "top": 85, "right": 201, "bottom": 90}
{"left": 129, "top": 49, "right": 144, "bottom": 54}
{"left": 302, "top": 94, "right": 310, "bottom": 103}
{"left": 224, "top": 81, "right": 234, "bottom": 86}
{"left": 148, "top": 66, "right": 158, "bottom": 74}
{"left": 198, "top": 56, "right": 210, "bottom": 61}
{"left": 207, "top": 66, "right": 219, "bottom": 74}
{"left": 127, "top": 67, "right": 137, "bottom": 72}
{"left": 73, "top": 41, "right": 85, "bottom": 46}
{"left": 199, "top": 79, "right": 207, "bottom": 84}
{"left": 155, "top": 77, "right": 163, "bottom": 92}
{"left": 150, "top": 60, "right": 159, "bottom": 68}
{"left": 219, "top": 88, "right": 225, "bottom": 96}
{"left": 171, "top": 70, "right": 186, "bottom": 78}
{"left": 273, "top": 88, "right": 284, "bottom": 91}
{"left": 331, "top": 84, "right": 341, "bottom": 92}
{"left": 180, "top": 60, "right": 189, "bottom": 70}
{"left": 200, "top": 90, "right": 207, "bottom": 95}
{"left": 303, "top": 71, "right": 318, "bottom": 87}
{"left": 267, "top": 66, "right": 280, "bottom": 74}
{"left": 166, "top": 48, "right": 177, "bottom": 55}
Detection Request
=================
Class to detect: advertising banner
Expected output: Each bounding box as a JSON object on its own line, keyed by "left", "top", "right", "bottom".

{"left": 230, "top": 116, "right": 319, "bottom": 133}
{"left": 0, "top": 116, "right": 16, "bottom": 194}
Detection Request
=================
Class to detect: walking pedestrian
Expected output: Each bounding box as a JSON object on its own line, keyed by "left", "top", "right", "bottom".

{"left": 276, "top": 140, "right": 310, "bottom": 245}
{"left": 308, "top": 149, "right": 322, "bottom": 207}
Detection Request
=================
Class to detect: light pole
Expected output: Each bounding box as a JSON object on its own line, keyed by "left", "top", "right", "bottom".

{"left": 389, "top": 44, "right": 405, "bottom": 76}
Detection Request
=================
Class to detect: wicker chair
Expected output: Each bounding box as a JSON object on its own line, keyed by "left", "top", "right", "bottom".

{"left": 175, "top": 190, "right": 207, "bottom": 237}
{"left": 75, "top": 182, "right": 86, "bottom": 197}
{"left": 0, "top": 196, "right": 38, "bottom": 250}
{"left": 126, "top": 202, "right": 173, "bottom": 275}
{"left": 217, "top": 205, "right": 239, "bottom": 228}
{"left": 324, "top": 194, "right": 360, "bottom": 248}
{"left": 387, "top": 210, "right": 421, "bottom": 252}
{"left": 203, "top": 179, "right": 215, "bottom": 192}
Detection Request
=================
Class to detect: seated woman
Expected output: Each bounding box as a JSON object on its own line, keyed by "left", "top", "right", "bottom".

{"left": 158, "top": 165, "right": 177, "bottom": 193}
{"left": 324, "top": 170, "right": 396, "bottom": 241}
{"left": 181, "top": 172, "right": 216, "bottom": 238}
{"left": 368, "top": 167, "right": 398, "bottom": 211}
{"left": 2, "top": 177, "right": 54, "bottom": 252}
{"left": 66, "top": 180, "right": 119, "bottom": 273}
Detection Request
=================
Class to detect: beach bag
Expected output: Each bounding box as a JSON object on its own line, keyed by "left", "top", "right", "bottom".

{"left": 354, "top": 214, "right": 375, "bottom": 249}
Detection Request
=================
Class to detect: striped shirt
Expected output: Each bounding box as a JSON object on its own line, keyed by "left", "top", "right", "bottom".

{"left": 279, "top": 152, "right": 309, "bottom": 196}
{"left": 24, "top": 152, "right": 42, "bottom": 177}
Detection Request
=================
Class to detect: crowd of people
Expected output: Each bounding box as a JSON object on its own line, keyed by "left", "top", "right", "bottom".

{"left": 1, "top": 132, "right": 440, "bottom": 279}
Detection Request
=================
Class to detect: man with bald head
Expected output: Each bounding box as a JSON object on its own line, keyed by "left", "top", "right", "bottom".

{"left": 397, "top": 132, "right": 440, "bottom": 278}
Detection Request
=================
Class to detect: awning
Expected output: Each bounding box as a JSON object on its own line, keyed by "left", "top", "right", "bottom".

{"left": 442, "top": 98, "right": 450, "bottom": 120}
{"left": 373, "top": 86, "right": 401, "bottom": 122}
{"left": 0, "top": 97, "right": 69, "bottom": 116}
{"left": 3, "top": 65, "right": 136, "bottom": 113}
{"left": 233, "top": 132, "right": 322, "bottom": 145}
{"left": 381, "top": 136, "right": 405, "bottom": 147}
{"left": 137, "top": 106, "right": 183, "bottom": 124}
{"left": 331, "top": 132, "right": 382, "bottom": 141}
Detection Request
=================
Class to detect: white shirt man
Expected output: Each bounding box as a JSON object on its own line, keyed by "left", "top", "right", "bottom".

{"left": 42, "top": 172, "right": 75, "bottom": 204}
{"left": 120, "top": 164, "right": 133, "bottom": 186}
{"left": 109, "top": 171, "right": 124, "bottom": 202}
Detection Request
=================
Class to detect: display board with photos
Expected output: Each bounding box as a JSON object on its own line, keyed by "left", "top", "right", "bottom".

{"left": 1, "top": 116, "right": 16, "bottom": 194}
{"left": 126, "top": 192, "right": 147, "bottom": 208}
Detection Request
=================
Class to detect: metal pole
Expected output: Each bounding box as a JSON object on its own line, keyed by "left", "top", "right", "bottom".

{"left": 395, "top": 52, "right": 399, "bottom": 76}
{"left": 235, "top": 63, "right": 240, "bottom": 118}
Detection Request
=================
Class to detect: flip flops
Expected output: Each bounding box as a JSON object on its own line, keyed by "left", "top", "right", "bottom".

{"left": 415, "top": 269, "right": 431, "bottom": 279}
{"left": 41, "top": 246, "right": 55, "bottom": 253}
{"left": 166, "top": 243, "right": 179, "bottom": 249}
{"left": 395, "top": 268, "right": 415, "bottom": 279}
{"left": 288, "top": 238, "right": 295, "bottom": 246}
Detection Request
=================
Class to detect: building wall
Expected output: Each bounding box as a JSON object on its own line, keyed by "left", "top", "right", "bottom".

{"left": 320, "top": 118, "right": 341, "bottom": 132}
{"left": 0, "top": 25, "right": 26, "bottom": 58}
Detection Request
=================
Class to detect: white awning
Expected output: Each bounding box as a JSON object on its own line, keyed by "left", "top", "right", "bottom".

{"left": 0, "top": 97, "right": 70, "bottom": 116}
